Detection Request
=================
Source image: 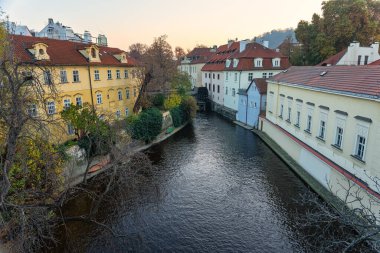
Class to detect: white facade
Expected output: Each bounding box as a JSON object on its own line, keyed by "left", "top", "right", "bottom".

{"left": 179, "top": 62, "right": 205, "bottom": 89}
{"left": 6, "top": 22, "right": 32, "bottom": 36}
{"left": 224, "top": 70, "right": 283, "bottom": 111}
{"left": 336, "top": 42, "right": 379, "bottom": 66}
{"left": 202, "top": 71, "right": 224, "bottom": 105}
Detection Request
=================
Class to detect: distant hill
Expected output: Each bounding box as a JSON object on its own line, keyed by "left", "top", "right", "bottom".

{"left": 254, "top": 28, "right": 297, "bottom": 49}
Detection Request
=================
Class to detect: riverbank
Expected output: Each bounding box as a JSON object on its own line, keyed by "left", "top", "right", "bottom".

{"left": 67, "top": 121, "right": 190, "bottom": 187}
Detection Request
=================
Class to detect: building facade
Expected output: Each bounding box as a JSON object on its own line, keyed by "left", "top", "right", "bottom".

{"left": 179, "top": 47, "right": 215, "bottom": 89}
{"left": 13, "top": 35, "right": 140, "bottom": 142}
{"left": 261, "top": 65, "right": 380, "bottom": 209}
{"left": 318, "top": 42, "right": 380, "bottom": 66}
{"left": 236, "top": 78, "right": 267, "bottom": 128}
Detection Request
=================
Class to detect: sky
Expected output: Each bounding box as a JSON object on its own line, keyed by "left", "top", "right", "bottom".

{"left": 1, "top": 0, "right": 324, "bottom": 50}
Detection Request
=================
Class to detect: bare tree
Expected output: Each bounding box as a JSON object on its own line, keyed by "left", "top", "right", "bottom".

{"left": 295, "top": 176, "right": 380, "bottom": 253}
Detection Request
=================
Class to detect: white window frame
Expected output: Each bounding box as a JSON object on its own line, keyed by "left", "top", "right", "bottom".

{"left": 28, "top": 104, "right": 38, "bottom": 117}
{"left": 63, "top": 98, "right": 71, "bottom": 109}
{"left": 262, "top": 73, "right": 267, "bottom": 79}
{"left": 60, "top": 70, "right": 67, "bottom": 83}
{"left": 248, "top": 73, "right": 253, "bottom": 81}
{"left": 318, "top": 110, "right": 328, "bottom": 139}
{"left": 107, "top": 70, "right": 112, "bottom": 80}
{"left": 116, "top": 110, "right": 121, "bottom": 119}
{"left": 96, "top": 93, "right": 102, "bottom": 104}
{"left": 125, "top": 108, "right": 129, "bottom": 117}
{"left": 76, "top": 96, "right": 82, "bottom": 106}
{"left": 47, "top": 101, "right": 55, "bottom": 115}
{"left": 44, "top": 70, "right": 52, "bottom": 85}
{"left": 126, "top": 89, "right": 130, "bottom": 99}
{"left": 118, "top": 90, "right": 123, "bottom": 100}
{"left": 94, "top": 70, "right": 100, "bottom": 80}
{"left": 73, "top": 70, "right": 80, "bottom": 82}
{"left": 116, "top": 70, "right": 121, "bottom": 79}
{"left": 352, "top": 121, "right": 370, "bottom": 161}
{"left": 306, "top": 106, "right": 314, "bottom": 133}
{"left": 124, "top": 69, "right": 129, "bottom": 79}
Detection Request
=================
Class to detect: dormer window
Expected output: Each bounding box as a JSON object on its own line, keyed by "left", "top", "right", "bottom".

{"left": 255, "top": 58, "right": 263, "bottom": 67}
{"left": 30, "top": 43, "right": 50, "bottom": 61}
{"left": 79, "top": 45, "right": 101, "bottom": 63}
{"left": 233, "top": 59, "right": 239, "bottom": 68}
{"left": 272, "top": 58, "right": 281, "bottom": 67}
{"left": 91, "top": 48, "right": 97, "bottom": 58}
{"left": 226, "top": 59, "right": 231, "bottom": 67}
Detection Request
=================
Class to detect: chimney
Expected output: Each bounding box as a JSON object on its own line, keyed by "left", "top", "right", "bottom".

{"left": 48, "top": 18, "right": 54, "bottom": 24}
{"left": 211, "top": 45, "right": 217, "bottom": 52}
{"left": 97, "top": 34, "right": 108, "bottom": 46}
{"left": 371, "top": 42, "right": 379, "bottom": 52}
{"left": 350, "top": 41, "right": 360, "bottom": 48}
{"left": 228, "top": 39, "right": 234, "bottom": 48}
{"left": 240, "top": 39, "right": 249, "bottom": 53}
{"left": 263, "top": 40, "right": 269, "bottom": 48}
{"left": 84, "top": 31, "right": 92, "bottom": 43}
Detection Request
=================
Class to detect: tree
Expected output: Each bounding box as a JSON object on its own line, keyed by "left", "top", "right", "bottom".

{"left": 175, "top": 46, "right": 186, "bottom": 62}
{"left": 133, "top": 35, "right": 177, "bottom": 113}
{"left": 170, "top": 71, "right": 192, "bottom": 96}
{"left": 295, "top": 0, "right": 380, "bottom": 65}
{"left": 128, "top": 43, "right": 147, "bottom": 61}
{"left": 296, "top": 176, "right": 380, "bottom": 252}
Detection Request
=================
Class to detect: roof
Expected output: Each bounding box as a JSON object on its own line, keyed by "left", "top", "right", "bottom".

{"left": 202, "top": 41, "right": 290, "bottom": 72}
{"left": 10, "top": 35, "right": 138, "bottom": 67}
{"left": 316, "top": 49, "right": 347, "bottom": 66}
{"left": 269, "top": 65, "right": 380, "bottom": 98}
{"left": 251, "top": 78, "right": 268, "bottom": 94}
{"left": 370, "top": 59, "right": 380, "bottom": 65}
{"left": 185, "top": 47, "right": 215, "bottom": 64}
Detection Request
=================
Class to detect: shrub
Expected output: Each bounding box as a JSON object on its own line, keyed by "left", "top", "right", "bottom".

{"left": 151, "top": 93, "right": 165, "bottom": 108}
{"left": 164, "top": 94, "right": 182, "bottom": 110}
{"left": 181, "top": 96, "right": 198, "bottom": 120}
{"left": 131, "top": 108, "right": 163, "bottom": 143}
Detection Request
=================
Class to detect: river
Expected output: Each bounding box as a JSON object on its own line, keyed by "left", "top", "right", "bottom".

{"left": 55, "top": 113, "right": 322, "bottom": 252}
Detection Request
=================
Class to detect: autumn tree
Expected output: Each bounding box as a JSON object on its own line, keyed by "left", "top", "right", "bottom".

{"left": 175, "top": 46, "right": 186, "bottom": 63}
{"left": 295, "top": 0, "right": 380, "bottom": 65}
{"left": 128, "top": 43, "right": 147, "bottom": 61}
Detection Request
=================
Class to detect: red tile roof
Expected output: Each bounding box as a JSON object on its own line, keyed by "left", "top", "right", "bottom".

{"left": 270, "top": 65, "right": 380, "bottom": 98}
{"left": 252, "top": 78, "right": 267, "bottom": 95}
{"left": 202, "top": 41, "right": 289, "bottom": 71}
{"left": 185, "top": 47, "right": 215, "bottom": 64}
{"left": 10, "top": 35, "right": 138, "bottom": 67}
{"left": 316, "top": 49, "right": 347, "bottom": 66}
{"left": 369, "top": 59, "right": 380, "bottom": 65}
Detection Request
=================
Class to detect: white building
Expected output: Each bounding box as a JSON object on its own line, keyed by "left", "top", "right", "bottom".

{"left": 179, "top": 47, "right": 216, "bottom": 89}
{"left": 202, "top": 40, "right": 290, "bottom": 119}
{"left": 6, "top": 21, "right": 32, "bottom": 36}
{"left": 318, "top": 42, "right": 380, "bottom": 66}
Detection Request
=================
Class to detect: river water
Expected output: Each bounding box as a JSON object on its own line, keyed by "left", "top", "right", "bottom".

{"left": 57, "top": 113, "right": 318, "bottom": 252}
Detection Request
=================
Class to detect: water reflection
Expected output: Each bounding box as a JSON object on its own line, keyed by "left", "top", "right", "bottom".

{"left": 56, "top": 113, "right": 318, "bottom": 252}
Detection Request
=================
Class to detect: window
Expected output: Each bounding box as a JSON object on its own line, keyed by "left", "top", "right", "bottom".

{"left": 226, "top": 73, "right": 229, "bottom": 81}
{"left": 208, "top": 73, "right": 211, "bottom": 78}
{"left": 47, "top": 101, "right": 55, "bottom": 115}
{"left": 287, "top": 107, "right": 292, "bottom": 122}
{"left": 233, "top": 59, "right": 238, "bottom": 67}
{"left": 76, "top": 96, "right": 82, "bottom": 106}
{"left": 126, "top": 89, "right": 130, "bottom": 99}
{"left": 318, "top": 120, "right": 326, "bottom": 139}
{"left": 234, "top": 73, "right": 238, "bottom": 82}
{"left": 94, "top": 70, "right": 100, "bottom": 80}
{"left": 254, "top": 102, "right": 257, "bottom": 108}
{"left": 212, "top": 84, "right": 215, "bottom": 92}
{"left": 262, "top": 73, "right": 267, "bottom": 79}
{"left": 116, "top": 110, "right": 121, "bottom": 119}
{"left": 354, "top": 135, "right": 366, "bottom": 160}
{"left": 134, "top": 88, "right": 137, "bottom": 97}
{"left": 118, "top": 90, "right": 122, "bottom": 100}
{"left": 125, "top": 108, "right": 129, "bottom": 117}
{"left": 255, "top": 58, "right": 263, "bottom": 67}
{"left": 364, "top": 55, "right": 369, "bottom": 65}
{"left": 232, "top": 88, "right": 236, "bottom": 97}
{"left": 268, "top": 93, "right": 274, "bottom": 112}
{"left": 96, "top": 93, "right": 102, "bottom": 104}
{"left": 357, "top": 55, "right": 362, "bottom": 65}
{"left": 116, "top": 70, "right": 121, "bottom": 79}
{"left": 306, "top": 115, "right": 312, "bottom": 132}
{"left": 124, "top": 70, "right": 129, "bottom": 79}
{"left": 335, "top": 127, "right": 344, "bottom": 148}
{"left": 208, "top": 83, "right": 211, "bottom": 91}
{"left": 28, "top": 104, "right": 37, "bottom": 117}
{"left": 205, "top": 73, "right": 207, "bottom": 78}
{"left": 268, "top": 73, "right": 273, "bottom": 78}
{"left": 273, "top": 59, "right": 280, "bottom": 67}
{"left": 67, "top": 124, "right": 75, "bottom": 135}
{"left": 213, "top": 73, "right": 215, "bottom": 79}
{"left": 44, "top": 70, "right": 52, "bottom": 85}
{"left": 73, "top": 70, "right": 80, "bottom": 82}
{"left": 248, "top": 73, "right": 253, "bottom": 81}
{"left": 280, "top": 104, "right": 284, "bottom": 118}
{"left": 91, "top": 48, "right": 97, "bottom": 58}
{"left": 60, "top": 70, "right": 67, "bottom": 83}
{"left": 296, "top": 111, "right": 301, "bottom": 126}
{"left": 63, "top": 98, "right": 71, "bottom": 109}
{"left": 217, "top": 85, "right": 220, "bottom": 93}
{"left": 225, "top": 87, "right": 228, "bottom": 95}
{"left": 107, "top": 70, "right": 112, "bottom": 79}
{"left": 217, "top": 74, "right": 220, "bottom": 80}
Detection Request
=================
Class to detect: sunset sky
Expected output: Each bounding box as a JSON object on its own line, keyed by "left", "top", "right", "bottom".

{"left": 2, "top": 0, "right": 324, "bottom": 50}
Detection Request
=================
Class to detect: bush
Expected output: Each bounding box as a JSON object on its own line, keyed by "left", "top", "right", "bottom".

{"left": 164, "top": 94, "right": 182, "bottom": 110}
{"left": 131, "top": 108, "right": 163, "bottom": 143}
{"left": 169, "top": 96, "right": 198, "bottom": 127}
{"left": 151, "top": 93, "right": 165, "bottom": 108}
{"left": 181, "top": 96, "right": 198, "bottom": 120}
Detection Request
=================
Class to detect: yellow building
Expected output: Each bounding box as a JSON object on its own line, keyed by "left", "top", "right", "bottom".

{"left": 260, "top": 65, "right": 380, "bottom": 211}
{"left": 13, "top": 34, "right": 141, "bottom": 141}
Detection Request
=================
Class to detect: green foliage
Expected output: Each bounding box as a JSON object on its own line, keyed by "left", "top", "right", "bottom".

{"left": 151, "top": 93, "right": 165, "bottom": 108}
{"left": 170, "top": 105, "right": 186, "bottom": 127}
{"left": 181, "top": 96, "right": 198, "bottom": 120}
{"left": 130, "top": 108, "right": 163, "bottom": 143}
{"left": 170, "top": 72, "right": 192, "bottom": 97}
{"left": 294, "top": 0, "right": 380, "bottom": 65}
{"left": 164, "top": 93, "right": 182, "bottom": 110}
